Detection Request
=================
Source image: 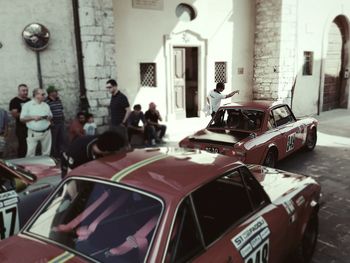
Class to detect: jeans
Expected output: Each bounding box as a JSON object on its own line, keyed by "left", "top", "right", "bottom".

{"left": 146, "top": 125, "right": 166, "bottom": 142}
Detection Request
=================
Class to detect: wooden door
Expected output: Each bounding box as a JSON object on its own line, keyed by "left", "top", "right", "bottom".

{"left": 173, "top": 48, "right": 186, "bottom": 119}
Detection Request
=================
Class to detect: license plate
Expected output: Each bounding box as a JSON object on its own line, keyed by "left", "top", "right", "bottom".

{"left": 205, "top": 147, "right": 219, "bottom": 153}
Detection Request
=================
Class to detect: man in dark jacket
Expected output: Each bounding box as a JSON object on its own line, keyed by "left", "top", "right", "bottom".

{"left": 61, "top": 130, "right": 124, "bottom": 177}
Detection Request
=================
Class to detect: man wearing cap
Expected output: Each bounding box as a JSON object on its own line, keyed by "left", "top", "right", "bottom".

{"left": 45, "top": 85, "right": 66, "bottom": 158}
{"left": 20, "top": 88, "right": 53, "bottom": 157}
{"left": 60, "top": 131, "right": 124, "bottom": 177}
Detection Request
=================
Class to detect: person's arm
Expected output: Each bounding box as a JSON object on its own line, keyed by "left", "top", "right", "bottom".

{"left": 225, "top": 90, "right": 239, "bottom": 99}
{"left": 156, "top": 110, "right": 162, "bottom": 122}
{"left": 20, "top": 103, "right": 42, "bottom": 123}
{"left": 122, "top": 107, "right": 131, "bottom": 125}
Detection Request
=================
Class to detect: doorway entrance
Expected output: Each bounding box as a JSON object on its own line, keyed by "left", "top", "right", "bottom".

{"left": 323, "top": 16, "right": 349, "bottom": 111}
{"left": 173, "top": 47, "right": 199, "bottom": 118}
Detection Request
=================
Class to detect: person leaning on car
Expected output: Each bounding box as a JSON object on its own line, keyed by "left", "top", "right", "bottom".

{"left": 60, "top": 130, "right": 125, "bottom": 177}
{"left": 20, "top": 88, "right": 53, "bottom": 157}
{"left": 207, "top": 82, "right": 239, "bottom": 118}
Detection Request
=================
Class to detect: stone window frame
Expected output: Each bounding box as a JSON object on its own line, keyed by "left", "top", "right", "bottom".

{"left": 302, "top": 51, "right": 313, "bottom": 76}
{"left": 140, "top": 62, "right": 157, "bottom": 87}
{"left": 215, "top": 61, "right": 227, "bottom": 83}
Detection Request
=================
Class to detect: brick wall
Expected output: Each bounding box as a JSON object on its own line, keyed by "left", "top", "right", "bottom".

{"left": 79, "top": 0, "right": 117, "bottom": 131}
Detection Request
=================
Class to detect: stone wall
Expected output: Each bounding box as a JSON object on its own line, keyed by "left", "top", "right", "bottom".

{"left": 253, "top": 0, "right": 297, "bottom": 104}
{"left": 79, "top": 0, "right": 117, "bottom": 131}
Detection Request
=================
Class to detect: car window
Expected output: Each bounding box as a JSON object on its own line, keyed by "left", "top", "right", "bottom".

{"left": 0, "top": 166, "right": 17, "bottom": 193}
{"left": 208, "top": 108, "right": 264, "bottom": 131}
{"left": 191, "top": 170, "right": 254, "bottom": 245}
{"left": 240, "top": 167, "right": 270, "bottom": 209}
{"left": 27, "top": 178, "right": 163, "bottom": 263}
{"left": 272, "top": 106, "right": 295, "bottom": 127}
{"left": 166, "top": 198, "right": 205, "bottom": 263}
{"left": 267, "top": 112, "right": 276, "bottom": 130}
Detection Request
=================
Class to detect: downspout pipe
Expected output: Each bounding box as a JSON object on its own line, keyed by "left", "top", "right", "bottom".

{"left": 72, "top": 0, "right": 90, "bottom": 113}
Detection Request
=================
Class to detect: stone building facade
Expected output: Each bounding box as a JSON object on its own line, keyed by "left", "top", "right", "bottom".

{"left": 0, "top": 0, "right": 350, "bottom": 156}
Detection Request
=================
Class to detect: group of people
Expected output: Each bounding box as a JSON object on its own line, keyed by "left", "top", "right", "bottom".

{"left": 0, "top": 79, "right": 167, "bottom": 172}
{"left": 0, "top": 79, "right": 237, "bottom": 175}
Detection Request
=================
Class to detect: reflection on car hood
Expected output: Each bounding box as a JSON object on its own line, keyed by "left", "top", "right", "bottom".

{"left": 189, "top": 129, "right": 249, "bottom": 145}
{"left": 249, "top": 165, "right": 318, "bottom": 203}
{"left": 0, "top": 235, "right": 85, "bottom": 262}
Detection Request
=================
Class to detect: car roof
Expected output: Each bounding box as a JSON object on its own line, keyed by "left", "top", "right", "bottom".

{"left": 68, "top": 147, "right": 242, "bottom": 200}
{"left": 220, "top": 100, "right": 283, "bottom": 111}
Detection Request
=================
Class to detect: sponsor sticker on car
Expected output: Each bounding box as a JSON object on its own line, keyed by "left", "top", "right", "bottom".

{"left": 231, "top": 217, "right": 270, "bottom": 263}
{"left": 0, "top": 190, "right": 19, "bottom": 240}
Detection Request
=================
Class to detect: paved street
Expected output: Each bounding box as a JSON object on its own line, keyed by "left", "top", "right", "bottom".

{"left": 276, "top": 109, "right": 350, "bottom": 263}
{"left": 164, "top": 109, "right": 350, "bottom": 263}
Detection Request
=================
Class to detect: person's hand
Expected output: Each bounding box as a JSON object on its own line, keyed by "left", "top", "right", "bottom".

{"left": 234, "top": 90, "right": 239, "bottom": 95}
{"left": 33, "top": 115, "right": 42, "bottom": 121}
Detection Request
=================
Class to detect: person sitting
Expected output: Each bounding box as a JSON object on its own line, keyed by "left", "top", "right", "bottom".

{"left": 83, "top": 113, "right": 97, "bottom": 136}
{"left": 144, "top": 102, "right": 166, "bottom": 145}
{"left": 68, "top": 112, "right": 86, "bottom": 142}
{"left": 127, "top": 104, "right": 146, "bottom": 146}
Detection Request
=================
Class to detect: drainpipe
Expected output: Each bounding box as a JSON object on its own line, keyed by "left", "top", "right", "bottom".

{"left": 72, "top": 0, "right": 90, "bottom": 113}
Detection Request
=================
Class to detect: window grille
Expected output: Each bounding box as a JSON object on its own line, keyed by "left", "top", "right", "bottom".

{"left": 215, "top": 62, "right": 227, "bottom": 83}
{"left": 140, "top": 63, "right": 157, "bottom": 87}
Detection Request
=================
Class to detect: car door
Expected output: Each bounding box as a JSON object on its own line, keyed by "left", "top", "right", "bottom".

{"left": 271, "top": 105, "right": 300, "bottom": 159}
{"left": 165, "top": 167, "right": 291, "bottom": 263}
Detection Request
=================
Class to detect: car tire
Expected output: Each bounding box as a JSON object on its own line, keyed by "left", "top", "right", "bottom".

{"left": 294, "top": 214, "right": 319, "bottom": 263}
{"left": 263, "top": 149, "right": 277, "bottom": 168}
{"left": 305, "top": 128, "right": 317, "bottom": 151}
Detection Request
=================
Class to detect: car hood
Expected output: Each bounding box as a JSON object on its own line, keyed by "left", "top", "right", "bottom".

{"left": 249, "top": 165, "right": 319, "bottom": 203}
{"left": 0, "top": 235, "right": 85, "bottom": 263}
{"left": 20, "top": 163, "right": 61, "bottom": 179}
{"left": 188, "top": 129, "right": 250, "bottom": 146}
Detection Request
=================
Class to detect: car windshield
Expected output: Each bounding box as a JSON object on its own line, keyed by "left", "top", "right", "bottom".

{"left": 27, "top": 178, "right": 163, "bottom": 262}
{"left": 208, "top": 108, "right": 264, "bottom": 132}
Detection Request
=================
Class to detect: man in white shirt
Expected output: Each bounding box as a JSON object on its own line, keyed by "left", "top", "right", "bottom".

{"left": 20, "top": 88, "right": 53, "bottom": 157}
{"left": 207, "top": 82, "right": 239, "bottom": 118}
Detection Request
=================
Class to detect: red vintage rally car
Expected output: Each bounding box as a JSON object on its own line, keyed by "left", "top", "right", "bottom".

{"left": 179, "top": 101, "right": 318, "bottom": 167}
{"left": 0, "top": 156, "right": 61, "bottom": 240}
{"left": 0, "top": 148, "right": 320, "bottom": 263}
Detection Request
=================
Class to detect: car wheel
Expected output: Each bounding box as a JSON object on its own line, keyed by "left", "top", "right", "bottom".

{"left": 305, "top": 128, "right": 317, "bottom": 151}
{"left": 263, "top": 149, "right": 276, "bottom": 168}
{"left": 294, "top": 214, "right": 319, "bottom": 263}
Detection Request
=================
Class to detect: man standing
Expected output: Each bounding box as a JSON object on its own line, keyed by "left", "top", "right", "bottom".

{"left": 207, "top": 82, "right": 239, "bottom": 118}
{"left": 145, "top": 102, "right": 167, "bottom": 145}
{"left": 106, "top": 79, "right": 131, "bottom": 146}
{"left": 45, "top": 85, "right": 65, "bottom": 158}
{"left": 9, "top": 84, "right": 31, "bottom": 157}
{"left": 0, "top": 108, "right": 9, "bottom": 158}
{"left": 20, "top": 88, "right": 52, "bottom": 157}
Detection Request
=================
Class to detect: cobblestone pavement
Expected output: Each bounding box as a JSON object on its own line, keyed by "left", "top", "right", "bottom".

{"left": 276, "top": 109, "right": 350, "bottom": 263}
{"left": 164, "top": 109, "right": 350, "bottom": 263}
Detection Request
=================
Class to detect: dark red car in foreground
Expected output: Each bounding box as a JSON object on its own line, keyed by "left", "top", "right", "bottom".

{"left": 0, "top": 148, "right": 320, "bottom": 263}
{"left": 180, "top": 101, "right": 318, "bottom": 167}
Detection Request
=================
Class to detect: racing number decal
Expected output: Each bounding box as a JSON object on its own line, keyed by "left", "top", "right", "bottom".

{"left": 0, "top": 191, "right": 20, "bottom": 240}
{"left": 245, "top": 240, "right": 269, "bottom": 263}
{"left": 286, "top": 133, "right": 296, "bottom": 152}
{"left": 231, "top": 217, "right": 270, "bottom": 263}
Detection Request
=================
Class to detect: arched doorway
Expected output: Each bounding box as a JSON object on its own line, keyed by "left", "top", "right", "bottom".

{"left": 323, "top": 15, "right": 349, "bottom": 111}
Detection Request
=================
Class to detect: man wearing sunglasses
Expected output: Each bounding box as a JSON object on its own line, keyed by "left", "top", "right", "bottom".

{"left": 20, "top": 88, "right": 53, "bottom": 157}
{"left": 106, "top": 79, "right": 131, "bottom": 147}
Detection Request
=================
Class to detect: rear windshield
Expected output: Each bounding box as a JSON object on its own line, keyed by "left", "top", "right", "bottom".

{"left": 208, "top": 108, "right": 264, "bottom": 132}
{"left": 27, "top": 178, "right": 163, "bottom": 262}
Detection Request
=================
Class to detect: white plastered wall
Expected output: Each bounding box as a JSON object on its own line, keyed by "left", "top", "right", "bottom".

{"left": 112, "top": 0, "right": 255, "bottom": 120}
